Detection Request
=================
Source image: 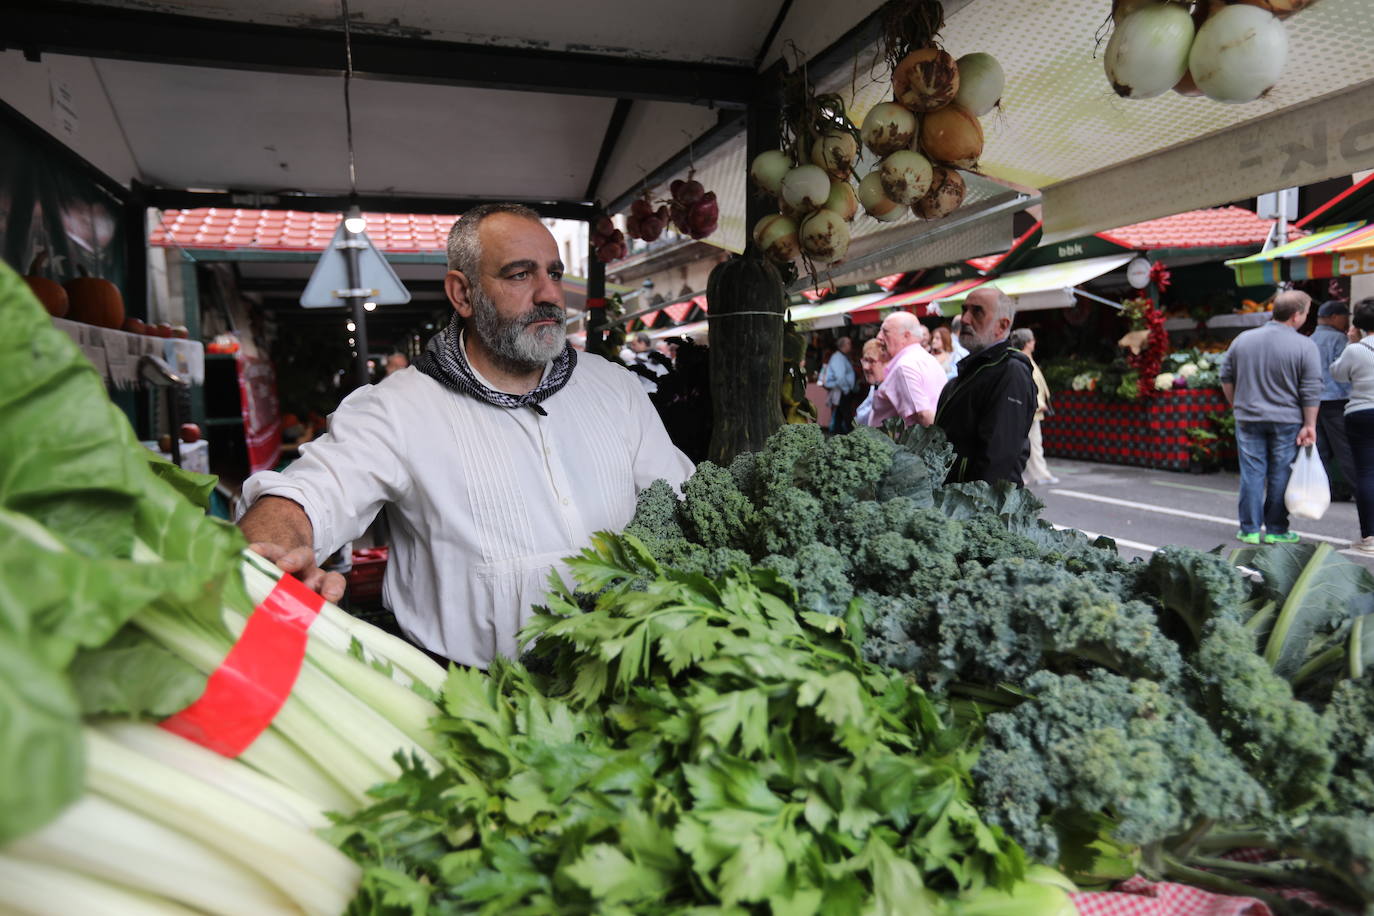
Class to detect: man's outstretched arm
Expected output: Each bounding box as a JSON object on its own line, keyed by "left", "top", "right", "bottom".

{"left": 238, "top": 495, "right": 346, "bottom": 602}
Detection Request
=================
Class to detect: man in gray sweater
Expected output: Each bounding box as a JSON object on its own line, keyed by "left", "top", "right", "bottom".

{"left": 1219, "top": 290, "right": 1322, "bottom": 544}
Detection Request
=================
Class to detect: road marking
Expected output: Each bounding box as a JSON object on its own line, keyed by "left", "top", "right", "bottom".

{"left": 1050, "top": 489, "right": 1352, "bottom": 547}
{"left": 1150, "top": 480, "right": 1236, "bottom": 497}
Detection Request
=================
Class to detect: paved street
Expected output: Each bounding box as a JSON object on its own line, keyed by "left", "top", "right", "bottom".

{"left": 1029, "top": 458, "right": 1374, "bottom": 570}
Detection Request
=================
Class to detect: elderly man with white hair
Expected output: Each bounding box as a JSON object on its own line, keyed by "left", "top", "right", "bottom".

{"left": 934, "top": 288, "right": 1037, "bottom": 485}
{"left": 868, "top": 310, "right": 947, "bottom": 428}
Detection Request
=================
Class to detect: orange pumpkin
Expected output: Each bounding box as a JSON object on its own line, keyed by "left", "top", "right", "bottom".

{"left": 23, "top": 252, "right": 69, "bottom": 318}
{"left": 65, "top": 269, "right": 125, "bottom": 329}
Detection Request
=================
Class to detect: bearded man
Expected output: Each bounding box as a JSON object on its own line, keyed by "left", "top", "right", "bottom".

{"left": 238, "top": 203, "right": 693, "bottom": 667}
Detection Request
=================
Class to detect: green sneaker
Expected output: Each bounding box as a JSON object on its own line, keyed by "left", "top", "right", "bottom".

{"left": 1265, "top": 531, "right": 1300, "bottom": 544}
{"left": 1236, "top": 531, "right": 1262, "bottom": 544}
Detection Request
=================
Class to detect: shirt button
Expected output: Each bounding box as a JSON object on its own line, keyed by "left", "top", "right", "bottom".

{"left": 562, "top": 497, "right": 570, "bottom": 506}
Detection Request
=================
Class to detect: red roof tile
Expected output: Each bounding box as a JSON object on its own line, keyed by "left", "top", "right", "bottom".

{"left": 1097, "top": 206, "right": 1303, "bottom": 250}
{"left": 148, "top": 208, "right": 460, "bottom": 252}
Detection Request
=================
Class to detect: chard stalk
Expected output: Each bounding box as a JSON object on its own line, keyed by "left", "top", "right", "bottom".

{"left": 1161, "top": 854, "right": 1284, "bottom": 910}
{"left": 1185, "top": 855, "right": 1359, "bottom": 903}
{"left": 0, "top": 853, "right": 197, "bottom": 916}
{"left": 83, "top": 728, "right": 361, "bottom": 916}
{"left": 1291, "top": 643, "right": 1345, "bottom": 686}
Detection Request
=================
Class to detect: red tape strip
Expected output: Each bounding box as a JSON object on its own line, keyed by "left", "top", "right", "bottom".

{"left": 161, "top": 573, "right": 324, "bottom": 756}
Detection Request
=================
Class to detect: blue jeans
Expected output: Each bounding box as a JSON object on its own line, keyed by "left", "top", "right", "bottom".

{"left": 1346, "top": 408, "right": 1374, "bottom": 538}
{"left": 1235, "top": 420, "right": 1302, "bottom": 535}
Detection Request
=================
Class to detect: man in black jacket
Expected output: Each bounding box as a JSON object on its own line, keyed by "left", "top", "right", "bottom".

{"left": 935, "top": 288, "right": 1036, "bottom": 485}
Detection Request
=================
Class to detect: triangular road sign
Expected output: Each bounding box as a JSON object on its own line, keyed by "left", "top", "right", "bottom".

{"left": 300, "top": 222, "right": 412, "bottom": 308}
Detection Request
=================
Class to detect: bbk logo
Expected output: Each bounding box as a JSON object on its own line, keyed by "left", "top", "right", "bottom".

{"left": 1239, "top": 117, "right": 1374, "bottom": 178}
{"left": 1057, "top": 242, "right": 1084, "bottom": 259}
{"left": 943, "top": 265, "right": 963, "bottom": 278}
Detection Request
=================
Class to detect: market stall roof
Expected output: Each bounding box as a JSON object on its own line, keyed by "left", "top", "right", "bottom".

{"left": 857, "top": 278, "right": 989, "bottom": 323}
{"left": 1098, "top": 207, "right": 1305, "bottom": 252}
{"left": 1296, "top": 172, "right": 1374, "bottom": 228}
{"left": 1226, "top": 221, "right": 1374, "bottom": 286}
{"left": 6, "top": 0, "right": 1373, "bottom": 263}
{"left": 787, "top": 292, "right": 891, "bottom": 331}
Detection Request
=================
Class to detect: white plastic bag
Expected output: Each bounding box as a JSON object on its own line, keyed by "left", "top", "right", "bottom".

{"left": 1285, "top": 444, "right": 1330, "bottom": 520}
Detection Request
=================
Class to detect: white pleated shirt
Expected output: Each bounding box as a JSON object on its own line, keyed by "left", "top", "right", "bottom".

{"left": 241, "top": 350, "right": 694, "bottom": 667}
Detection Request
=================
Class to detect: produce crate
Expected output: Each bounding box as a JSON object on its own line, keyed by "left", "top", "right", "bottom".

{"left": 1041, "top": 387, "right": 1231, "bottom": 472}
{"left": 347, "top": 546, "right": 388, "bottom": 603}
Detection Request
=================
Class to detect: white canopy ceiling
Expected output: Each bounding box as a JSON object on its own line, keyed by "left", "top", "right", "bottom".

{"left": 5, "top": 0, "right": 1374, "bottom": 244}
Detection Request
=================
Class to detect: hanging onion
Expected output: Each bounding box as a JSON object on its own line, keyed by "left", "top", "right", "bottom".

{"left": 753, "top": 214, "right": 800, "bottom": 263}
{"left": 893, "top": 48, "right": 960, "bottom": 113}
{"left": 822, "top": 180, "right": 859, "bottom": 222}
{"left": 953, "top": 53, "right": 1005, "bottom": 118}
{"left": 750, "top": 150, "right": 794, "bottom": 196}
{"left": 1189, "top": 3, "right": 1288, "bottom": 103}
{"left": 878, "top": 150, "right": 934, "bottom": 205}
{"left": 919, "top": 105, "right": 983, "bottom": 169}
{"left": 861, "top": 102, "right": 919, "bottom": 157}
{"left": 1104, "top": 2, "right": 1196, "bottom": 99}
{"left": 858, "top": 171, "right": 904, "bottom": 222}
{"left": 912, "top": 167, "right": 966, "bottom": 220}
{"left": 799, "top": 209, "right": 851, "bottom": 263}
{"left": 1111, "top": 0, "right": 1156, "bottom": 23}
{"left": 780, "top": 164, "right": 832, "bottom": 214}
{"left": 810, "top": 130, "right": 860, "bottom": 181}
{"left": 1235, "top": 0, "right": 1313, "bottom": 19}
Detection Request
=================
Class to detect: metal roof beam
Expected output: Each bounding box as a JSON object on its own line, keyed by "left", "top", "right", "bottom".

{"left": 7, "top": 2, "right": 756, "bottom": 109}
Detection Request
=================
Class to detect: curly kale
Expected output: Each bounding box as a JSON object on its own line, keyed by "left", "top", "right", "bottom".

{"left": 795, "top": 426, "right": 896, "bottom": 510}
{"left": 623, "top": 478, "right": 685, "bottom": 543}
{"left": 753, "top": 487, "right": 823, "bottom": 557}
{"left": 974, "top": 670, "right": 1271, "bottom": 863}
{"left": 880, "top": 424, "right": 956, "bottom": 503}
{"left": 750, "top": 423, "right": 825, "bottom": 500}
{"left": 912, "top": 558, "right": 1184, "bottom": 689}
{"left": 955, "top": 513, "right": 1043, "bottom": 568}
{"left": 854, "top": 590, "right": 927, "bottom": 671}
{"left": 833, "top": 498, "right": 965, "bottom": 601}
{"left": 1141, "top": 546, "right": 1255, "bottom": 642}
{"left": 1322, "top": 676, "right": 1374, "bottom": 817}
{"left": 761, "top": 543, "right": 854, "bottom": 617}
{"left": 678, "top": 461, "right": 755, "bottom": 551}
{"left": 1186, "top": 615, "right": 1333, "bottom": 814}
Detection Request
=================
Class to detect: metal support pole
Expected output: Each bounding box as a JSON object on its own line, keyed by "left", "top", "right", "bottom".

{"left": 585, "top": 251, "right": 606, "bottom": 352}
{"left": 744, "top": 62, "right": 785, "bottom": 254}
{"left": 342, "top": 215, "right": 371, "bottom": 389}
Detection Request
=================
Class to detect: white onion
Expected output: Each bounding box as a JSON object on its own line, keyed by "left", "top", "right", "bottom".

{"left": 878, "top": 150, "right": 934, "bottom": 205}
{"left": 750, "top": 150, "right": 793, "bottom": 196}
{"left": 799, "top": 209, "right": 851, "bottom": 263}
{"left": 953, "top": 53, "right": 1005, "bottom": 117}
{"left": 810, "top": 131, "right": 859, "bottom": 181}
{"left": 1104, "top": 2, "right": 1196, "bottom": 99}
{"left": 858, "top": 171, "right": 904, "bottom": 222}
{"left": 822, "top": 180, "right": 858, "bottom": 222}
{"left": 780, "top": 164, "right": 832, "bottom": 214}
{"left": 753, "top": 214, "right": 799, "bottom": 263}
{"left": 861, "top": 102, "right": 919, "bottom": 157}
{"left": 912, "top": 167, "right": 966, "bottom": 220}
{"left": 1189, "top": 4, "right": 1287, "bottom": 103}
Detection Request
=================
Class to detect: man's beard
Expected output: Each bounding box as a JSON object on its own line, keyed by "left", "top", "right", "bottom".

{"left": 469, "top": 285, "right": 566, "bottom": 372}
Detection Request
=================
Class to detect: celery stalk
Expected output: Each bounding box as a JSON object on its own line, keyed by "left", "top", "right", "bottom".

{"left": 6, "top": 793, "right": 298, "bottom": 915}
{"left": 237, "top": 725, "right": 358, "bottom": 814}
{"left": 240, "top": 550, "right": 447, "bottom": 693}
{"left": 96, "top": 720, "right": 329, "bottom": 830}
{"left": 221, "top": 605, "right": 441, "bottom": 757}
{"left": 84, "top": 728, "right": 360, "bottom": 916}
{"left": 0, "top": 853, "right": 199, "bottom": 915}
{"left": 133, "top": 603, "right": 392, "bottom": 804}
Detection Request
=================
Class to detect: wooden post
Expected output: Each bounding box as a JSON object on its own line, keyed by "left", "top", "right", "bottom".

{"left": 705, "top": 61, "right": 789, "bottom": 465}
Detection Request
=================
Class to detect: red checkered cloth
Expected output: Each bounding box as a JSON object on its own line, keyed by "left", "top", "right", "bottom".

{"left": 1071, "top": 877, "right": 1272, "bottom": 916}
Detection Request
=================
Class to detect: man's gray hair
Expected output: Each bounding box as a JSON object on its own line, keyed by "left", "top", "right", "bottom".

{"left": 1271, "top": 289, "right": 1312, "bottom": 323}
{"left": 634, "top": 331, "right": 652, "bottom": 346}
{"left": 445, "top": 202, "right": 544, "bottom": 275}
{"left": 989, "top": 289, "right": 1016, "bottom": 326}
{"left": 1008, "top": 327, "right": 1034, "bottom": 351}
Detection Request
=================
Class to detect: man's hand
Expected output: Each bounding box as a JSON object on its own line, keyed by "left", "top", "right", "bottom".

{"left": 1351, "top": 326, "right": 1362, "bottom": 344}
{"left": 239, "top": 495, "right": 346, "bottom": 603}
{"left": 248, "top": 542, "right": 347, "bottom": 603}
{"left": 1297, "top": 424, "right": 1317, "bottom": 447}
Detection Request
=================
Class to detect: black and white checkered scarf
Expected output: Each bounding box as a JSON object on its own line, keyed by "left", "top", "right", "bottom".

{"left": 415, "top": 321, "right": 576, "bottom": 416}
